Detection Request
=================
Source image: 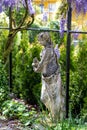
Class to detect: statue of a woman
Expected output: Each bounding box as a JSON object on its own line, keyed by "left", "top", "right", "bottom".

{"left": 32, "top": 32, "right": 65, "bottom": 121}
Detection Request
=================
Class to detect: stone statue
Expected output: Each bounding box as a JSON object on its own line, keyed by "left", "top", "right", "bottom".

{"left": 32, "top": 32, "right": 65, "bottom": 121}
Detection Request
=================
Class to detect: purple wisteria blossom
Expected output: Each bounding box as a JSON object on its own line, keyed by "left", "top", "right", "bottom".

{"left": 27, "top": 0, "right": 35, "bottom": 15}
{"left": 59, "top": 17, "right": 66, "bottom": 37}
{"left": 54, "top": 44, "right": 60, "bottom": 59}
{"left": 0, "top": 5, "right": 2, "bottom": 13}
{"left": 42, "top": 12, "right": 48, "bottom": 21}
{"left": 3, "top": 0, "right": 16, "bottom": 8}
{"left": 72, "top": 28, "right": 79, "bottom": 40}
{"left": 0, "top": 0, "right": 3, "bottom": 12}
{"left": 71, "top": 0, "right": 87, "bottom": 14}
{"left": 0, "top": 0, "right": 35, "bottom": 15}
{"left": 72, "top": 32, "right": 79, "bottom": 40}
{"left": 59, "top": 0, "right": 87, "bottom": 37}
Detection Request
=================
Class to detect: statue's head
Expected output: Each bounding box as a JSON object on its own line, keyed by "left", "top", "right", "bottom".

{"left": 38, "top": 32, "right": 52, "bottom": 47}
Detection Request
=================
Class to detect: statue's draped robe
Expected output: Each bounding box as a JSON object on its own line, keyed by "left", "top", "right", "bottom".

{"left": 32, "top": 33, "right": 65, "bottom": 121}
{"left": 41, "top": 70, "right": 65, "bottom": 120}
{"left": 39, "top": 47, "right": 65, "bottom": 120}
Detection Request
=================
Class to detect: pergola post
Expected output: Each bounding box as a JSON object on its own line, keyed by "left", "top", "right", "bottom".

{"left": 66, "top": 1, "right": 72, "bottom": 118}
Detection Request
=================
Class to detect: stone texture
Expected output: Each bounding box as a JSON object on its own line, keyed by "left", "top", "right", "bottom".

{"left": 32, "top": 32, "right": 65, "bottom": 121}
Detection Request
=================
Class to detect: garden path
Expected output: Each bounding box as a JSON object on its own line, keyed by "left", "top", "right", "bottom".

{"left": 0, "top": 118, "right": 32, "bottom": 130}
{"left": 0, "top": 117, "right": 45, "bottom": 130}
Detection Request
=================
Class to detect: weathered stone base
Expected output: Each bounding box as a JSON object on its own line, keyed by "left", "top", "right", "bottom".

{"left": 41, "top": 70, "right": 65, "bottom": 121}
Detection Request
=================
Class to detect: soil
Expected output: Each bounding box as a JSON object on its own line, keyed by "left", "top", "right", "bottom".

{"left": 0, "top": 118, "right": 23, "bottom": 130}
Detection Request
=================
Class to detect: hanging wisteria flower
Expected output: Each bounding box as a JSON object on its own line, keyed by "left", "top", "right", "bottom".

{"left": 0, "top": 0, "right": 35, "bottom": 15}
{"left": 54, "top": 44, "right": 60, "bottom": 59}
{"left": 59, "top": 17, "right": 66, "bottom": 37}
{"left": 0, "top": 0, "right": 3, "bottom": 12}
{"left": 71, "top": 0, "right": 87, "bottom": 14}
{"left": 42, "top": 12, "right": 47, "bottom": 21}
{"left": 72, "top": 32, "right": 79, "bottom": 40}
{"left": 27, "top": 0, "right": 35, "bottom": 15}
{"left": 0, "top": 4, "right": 2, "bottom": 13}
{"left": 3, "top": 0, "right": 16, "bottom": 8}
{"left": 59, "top": 0, "right": 87, "bottom": 37}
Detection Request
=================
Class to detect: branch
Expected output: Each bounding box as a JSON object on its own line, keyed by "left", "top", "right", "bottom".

{"left": 4, "top": 0, "right": 34, "bottom": 63}
{"left": 14, "top": 14, "right": 34, "bottom": 31}
{"left": 14, "top": 0, "right": 28, "bottom": 30}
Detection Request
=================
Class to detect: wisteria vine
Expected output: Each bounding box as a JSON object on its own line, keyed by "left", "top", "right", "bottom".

{"left": 0, "top": 0, "right": 35, "bottom": 62}
{"left": 59, "top": 0, "right": 87, "bottom": 37}
{"left": 0, "top": 0, "right": 35, "bottom": 15}
{"left": 70, "top": 0, "right": 87, "bottom": 14}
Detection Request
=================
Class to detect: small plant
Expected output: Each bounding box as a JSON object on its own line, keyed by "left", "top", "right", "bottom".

{"left": 20, "top": 107, "right": 37, "bottom": 126}
{"left": 2, "top": 99, "right": 26, "bottom": 119}
{"left": 12, "top": 31, "right": 42, "bottom": 105}
{"left": 2, "top": 99, "right": 38, "bottom": 126}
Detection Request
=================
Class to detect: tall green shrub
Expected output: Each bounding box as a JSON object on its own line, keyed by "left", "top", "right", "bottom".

{"left": 77, "top": 39, "right": 87, "bottom": 118}
{"left": 0, "top": 13, "right": 9, "bottom": 60}
{"left": 47, "top": 21, "right": 64, "bottom": 46}
{"left": 28, "top": 23, "right": 41, "bottom": 43}
{"left": 0, "top": 13, "right": 9, "bottom": 108}
{"left": 0, "top": 61, "right": 9, "bottom": 107}
{"left": 70, "top": 37, "right": 87, "bottom": 117}
{"left": 12, "top": 31, "right": 42, "bottom": 104}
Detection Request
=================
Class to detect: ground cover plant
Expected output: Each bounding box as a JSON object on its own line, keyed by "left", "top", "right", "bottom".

{"left": 1, "top": 97, "right": 87, "bottom": 130}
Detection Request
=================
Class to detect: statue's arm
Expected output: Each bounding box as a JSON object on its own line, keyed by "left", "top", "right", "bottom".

{"left": 39, "top": 48, "right": 52, "bottom": 66}
{"left": 32, "top": 57, "right": 39, "bottom": 72}
{"left": 32, "top": 49, "right": 50, "bottom": 72}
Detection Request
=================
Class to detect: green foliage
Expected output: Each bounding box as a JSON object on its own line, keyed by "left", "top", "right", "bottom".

{"left": 47, "top": 21, "right": 64, "bottom": 46}
{"left": 69, "top": 37, "right": 87, "bottom": 117}
{"left": 0, "top": 12, "right": 8, "bottom": 27}
{"left": 33, "top": 5, "right": 41, "bottom": 14}
{"left": 0, "top": 61, "right": 9, "bottom": 107}
{"left": 56, "top": 0, "right": 68, "bottom": 19}
{"left": 13, "top": 8, "right": 26, "bottom": 26}
{"left": 59, "top": 36, "right": 87, "bottom": 118}
{"left": 12, "top": 31, "right": 42, "bottom": 104}
{"left": 81, "top": 96, "right": 87, "bottom": 121}
{"left": 28, "top": 23, "right": 41, "bottom": 43}
{"left": 1, "top": 98, "right": 87, "bottom": 129}
{"left": 0, "top": 12, "right": 9, "bottom": 110}
{"left": 59, "top": 42, "right": 75, "bottom": 87}
{"left": 20, "top": 108, "right": 37, "bottom": 126}
{"left": 2, "top": 99, "right": 26, "bottom": 119}
{"left": 2, "top": 99, "right": 38, "bottom": 126}
{"left": 0, "top": 10, "right": 87, "bottom": 121}
{"left": 53, "top": 119, "right": 87, "bottom": 130}
{"left": 0, "top": 13, "right": 9, "bottom": 59}
{"left": 77, "top": 38, "right": 87, "bottom": 119}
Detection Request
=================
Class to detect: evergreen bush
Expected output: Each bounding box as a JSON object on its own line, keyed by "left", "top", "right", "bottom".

{"left": 12, "top": 31, "right": 42, "bottom": 105}
{"left": 0, "top": 61, "right": 9, "bottom": 107}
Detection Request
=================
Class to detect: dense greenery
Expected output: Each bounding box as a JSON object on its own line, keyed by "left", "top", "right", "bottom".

{"left": 59, "top": 38, "right": 87, "bottom": 120}
{"left": 0, "top": 7, "right": 87, "bottom": 129}
{"left": 0, "top": 61, "right": 9, "bottom": 108}
{"left": 12, "top": 30, "right": 42, "bottom": 104}
{"left": 70, "top": 37, "right": 87, "bottom": 120}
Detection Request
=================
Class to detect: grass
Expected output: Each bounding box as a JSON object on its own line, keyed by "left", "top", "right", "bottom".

{"left": 38, "top": 118, "right": 87, "bottom": 130}
{"left": 32, "top": 111, "right": 87, "bottom": 130}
